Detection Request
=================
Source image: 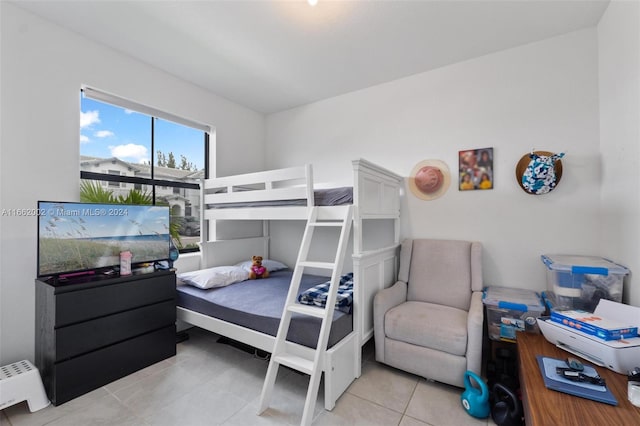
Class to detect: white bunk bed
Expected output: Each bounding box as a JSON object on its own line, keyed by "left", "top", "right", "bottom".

{"left": 176, "top": 158, "right": 402, "bottom": 411}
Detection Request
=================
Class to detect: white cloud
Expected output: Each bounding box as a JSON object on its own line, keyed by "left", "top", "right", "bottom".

{"left": 124, "top": 109, "right": 135, "bottom": 115}
{"left": 109, "top": 144, "right": 148, "bottom": 163}
{"left": 95, "top": 130, "right": 114, "bottom": 138}
{"left": 80, "top": 110, "right": 100, "bottom": 129}
{"left": 80, "top": 134, "right": 89, "bottom": 144}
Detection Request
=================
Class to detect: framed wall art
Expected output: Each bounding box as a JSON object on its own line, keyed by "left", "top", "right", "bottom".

{"left": 458, "top": 147, "right": 493, "bottom": 191}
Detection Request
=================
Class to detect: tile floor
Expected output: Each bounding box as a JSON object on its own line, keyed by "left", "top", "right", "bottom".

{"left": 1, "top": 328, "right": 498, "bottom": 426}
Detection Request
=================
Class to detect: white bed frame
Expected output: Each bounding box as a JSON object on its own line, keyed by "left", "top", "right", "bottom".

{"left": 176, "top": 158, "right": 402, "bottom": 411}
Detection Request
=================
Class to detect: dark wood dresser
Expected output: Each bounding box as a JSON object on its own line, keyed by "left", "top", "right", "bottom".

{"left": 35, "top": 270, "right": 176, "bottom": 405}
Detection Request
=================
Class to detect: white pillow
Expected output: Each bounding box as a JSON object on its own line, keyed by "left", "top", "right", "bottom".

{"left": 235, "top": 259, "right": 288, "bottom": 273}
{"left": 178, "top": 266, "right": 249, "bottom": 289}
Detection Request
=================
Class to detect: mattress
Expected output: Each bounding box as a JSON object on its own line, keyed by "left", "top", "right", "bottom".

{"left": 208, "top": 186, "right": 353, "bottom": 209}
{"left": 176, "top": 270, "right": 353, "bottom": 349}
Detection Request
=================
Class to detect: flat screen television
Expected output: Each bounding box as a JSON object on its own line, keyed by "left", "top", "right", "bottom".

{"left": 37, "top": 201, "right": 171, "bottom": 279}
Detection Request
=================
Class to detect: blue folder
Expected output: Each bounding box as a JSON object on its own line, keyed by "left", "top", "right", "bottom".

{"left": 536, "top": 355, "right": 618, "bottom": 406}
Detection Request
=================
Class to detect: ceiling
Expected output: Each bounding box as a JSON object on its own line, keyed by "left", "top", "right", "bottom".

{"left": 14, "top": 1, "right": 610, "bottom": 114}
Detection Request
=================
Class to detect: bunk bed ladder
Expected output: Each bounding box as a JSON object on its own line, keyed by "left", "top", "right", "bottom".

{"left": 258, "top": 205, "right": 353, "bottom": 426}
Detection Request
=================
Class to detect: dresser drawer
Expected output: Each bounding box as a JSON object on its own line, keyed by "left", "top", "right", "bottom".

{"left": 55, "top": 300, "right": 175, "bottom": 361}
{"left": 55, "top": 273, "right": 175, "bottom": 326}
{"left": 50, "top": 325, "right": 176, "bottom": 405}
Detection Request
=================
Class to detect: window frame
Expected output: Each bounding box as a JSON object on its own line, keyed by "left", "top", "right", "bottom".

{"left": 80, "top": 87, "right": 210, "bottom": 253}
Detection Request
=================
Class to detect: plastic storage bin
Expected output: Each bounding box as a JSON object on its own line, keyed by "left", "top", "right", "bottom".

{"left": 541, "top": 254, "right": 629, "bottom": 312}
{"left": 483, "top": 286, "right": 545, "bottom": 341}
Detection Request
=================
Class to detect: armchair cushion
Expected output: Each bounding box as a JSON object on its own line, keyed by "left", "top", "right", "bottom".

{"left": 384, "top": 301, "right": 468, "bottom": 356}
{"left": 407, "top": 239, "right": 480, "bottom": 311}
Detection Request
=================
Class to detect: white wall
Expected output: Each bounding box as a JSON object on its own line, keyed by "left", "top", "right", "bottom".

{"left": 598, "top": 0, "right": 640, "bottom": 307}
{"left": 266, "top": 29, "right": 605, "bottom": 297}
{"left": 0, "top": 3, "right": 264, "bottom": 364}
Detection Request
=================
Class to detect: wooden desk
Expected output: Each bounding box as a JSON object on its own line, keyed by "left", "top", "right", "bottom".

{"left": 517, "top": 333, "right": 640, "bottom": 426}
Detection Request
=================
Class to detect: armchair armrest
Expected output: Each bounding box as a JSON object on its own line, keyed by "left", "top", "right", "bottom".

{"left": 466, "top": 291, "right": 484, "bottom": 375}
{"left": 373, "top": 280, "right": 407, "bottom": 363}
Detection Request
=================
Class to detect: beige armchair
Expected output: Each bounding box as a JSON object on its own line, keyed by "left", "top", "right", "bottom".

{"left": 373, "top": 238, "right": 484, "bottom": 387}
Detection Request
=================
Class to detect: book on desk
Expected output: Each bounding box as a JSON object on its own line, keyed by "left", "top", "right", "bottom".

{"left": 536, "top": 355, "right": 618, "bottom": 406}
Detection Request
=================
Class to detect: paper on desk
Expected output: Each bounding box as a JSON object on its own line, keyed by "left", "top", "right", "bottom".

{"left": 596, "top": 300, "right": 640, "bottom": 327}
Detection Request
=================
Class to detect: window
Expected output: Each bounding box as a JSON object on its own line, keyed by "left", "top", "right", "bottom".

{"left": 79, "top": 87, "right": 210, "bottom": 252}
{"left": 108, "top": 170, "right": 121, "bottom": 188}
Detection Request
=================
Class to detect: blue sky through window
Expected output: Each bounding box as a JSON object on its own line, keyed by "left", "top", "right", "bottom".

{"left": 80, "top": 97, "right": 204, "bottom": 170}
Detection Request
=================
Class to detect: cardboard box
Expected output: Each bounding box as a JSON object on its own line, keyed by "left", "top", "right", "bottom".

{"left": 551, "top": 302, "right": 639, "bottom": 341}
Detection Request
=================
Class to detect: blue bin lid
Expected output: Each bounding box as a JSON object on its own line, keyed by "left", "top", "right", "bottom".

{"left": 541, "top": 254, "right": 629, "bottom": 276}
{"left": 482, "top": 286, "right": 544, "bottom": 313}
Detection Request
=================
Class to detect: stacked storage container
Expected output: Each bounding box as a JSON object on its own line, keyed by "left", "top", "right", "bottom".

{"left": 483, "top": 286, "right": 545, "bottom": 341}
{"left": 541, "top": 254, "right": 629, "bottom": 312}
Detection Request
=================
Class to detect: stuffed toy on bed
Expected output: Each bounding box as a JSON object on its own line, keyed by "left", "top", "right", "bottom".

{"left": 248, "top": 255, "right": 270, "bottom": 279}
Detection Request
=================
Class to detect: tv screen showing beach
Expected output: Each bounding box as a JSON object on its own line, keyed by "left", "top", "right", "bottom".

{"left": 38, "top": 201, "right": 170, "bottom": 277}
